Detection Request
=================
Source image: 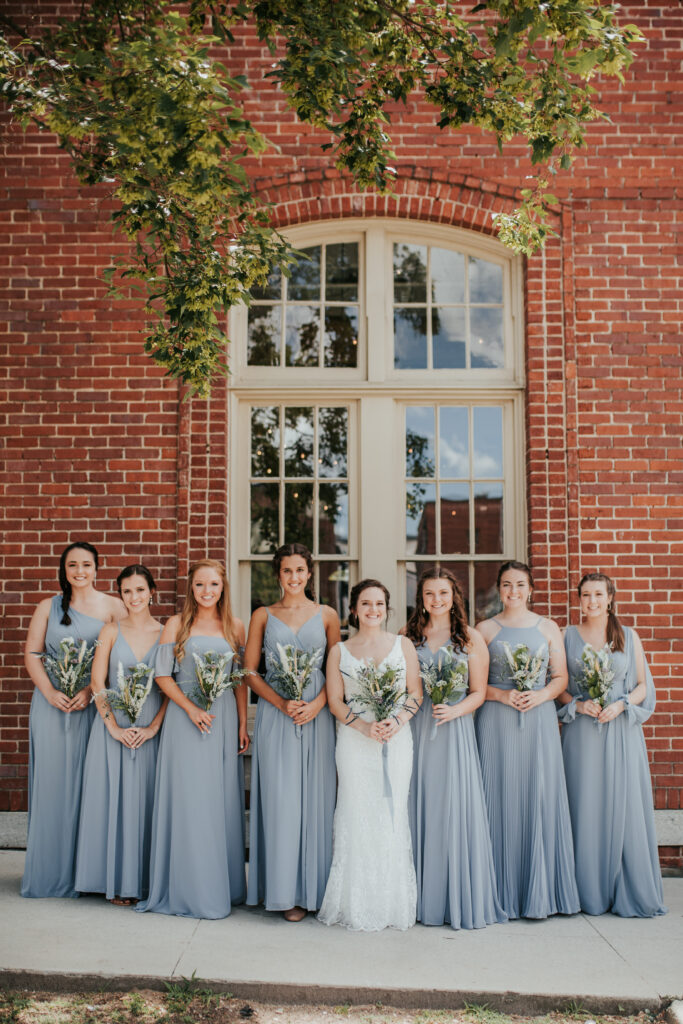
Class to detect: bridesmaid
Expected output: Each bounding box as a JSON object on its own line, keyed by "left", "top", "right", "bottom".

{"left": 75, "top": 564, "right": 167, "bottom": 905}
{"left": 22, "top": 541, "right": 124, "bottom": 898}
{"left": 475, "top": 560, "right": 580, "bottom": 919}
{"left": 245, "top": 543, "right": 341, "bottom": 921}
{"left": 138, "top": 559, "right": 248, "bottom": 919}
{"left": 558, "top": 572, "right": 665, "bottom": 917}
{"left": 405, "top": 567, "right": 506, "bottom": 930}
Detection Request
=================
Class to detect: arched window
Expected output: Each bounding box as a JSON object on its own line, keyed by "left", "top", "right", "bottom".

{"left": 229, "top": 220, "right": 525, "bottom": 628}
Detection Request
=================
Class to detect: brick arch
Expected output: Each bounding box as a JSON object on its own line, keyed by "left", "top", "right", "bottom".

{"left": 252, "top": 167, "right": 545, "bottom": 239}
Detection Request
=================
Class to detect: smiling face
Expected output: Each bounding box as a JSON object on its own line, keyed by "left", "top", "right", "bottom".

{"left": 64, "top": 547, "right": 97, "bottom": 590}
{"left": 191, "top": 566, "right": 224, "bottom": 609}
{"left": 579, "top": 578, "right": 610, "bottom": 620}
{"left": 119, "top": 573, "right": 153, "bottom": 614}
{"left": 278, "top": 555, "right": 311, "bottom": 598}
{"left": 353, "top": 586, "right": 387, "bottom": 628}
{"left": 421, "top": 577, "right": 454, "bottom": 619}
{"left": 498, "top": 568, "right": 532, "bottom": 610}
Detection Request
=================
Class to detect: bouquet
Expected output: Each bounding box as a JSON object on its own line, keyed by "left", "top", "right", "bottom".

{"left": 267, "top": 642, "right": 324, "bottom": 737}
{"left": 580, "top": 642, "right": 615, "bottom": 731}
{"left": 101, "top": 661, "right": 156, "bottom": 759}
{"left": 420, "top": 646, "right": 468, "bottom": 739}
{"left": 191, "top": 650, "right": 238, "bottom": 735}
{"left": 501, "top": 641, "right": 548, "bottom": 729}
{"left": 343, "top": 659, "right": 416, "bottom": 814}
{"left": 38, "top": 637, "right": 96, "bottom": 731}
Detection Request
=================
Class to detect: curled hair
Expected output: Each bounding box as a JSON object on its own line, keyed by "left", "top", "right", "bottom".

{"left": 496, "top": 560, "right": 534, "bottom": 591}
{"left": 578, "top": 572, "right": 624, "bottom": 653}
{"left": 272, "top": 543, "right": 316, "bottom": 599}
{"left": 348, "top": 578, "right": 391, "bottom": 629}
{"left": 117, "top": 564, "right": 156, "bottom": 597}
{"left": 405, "top": 567, "right": 469, "bottom": 652}
{"left": 175, "top": 560, "right": 238, "bottom": 662}
{"left": 58, "top": 541, "right": 99, "bottom": 625}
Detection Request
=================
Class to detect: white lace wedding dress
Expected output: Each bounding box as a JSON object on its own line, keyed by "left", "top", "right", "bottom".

{"left": 318, "top": 635, "right": 417, "bottom": 931}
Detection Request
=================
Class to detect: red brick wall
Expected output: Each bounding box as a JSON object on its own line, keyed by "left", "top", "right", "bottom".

{"left": 1, "top": 1, "right": 681, "bottom": 846}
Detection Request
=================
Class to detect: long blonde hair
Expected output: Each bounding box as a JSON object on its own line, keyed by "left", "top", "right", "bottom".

{"left": 175, "top": 559, "right": 238, "bottom": 662}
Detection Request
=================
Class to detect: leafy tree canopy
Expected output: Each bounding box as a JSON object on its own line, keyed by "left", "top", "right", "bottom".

{"left": 0, "top": 0, "right": 642, "bottom": 394}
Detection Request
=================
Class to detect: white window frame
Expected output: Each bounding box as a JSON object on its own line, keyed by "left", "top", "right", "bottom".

{"left": 228, "top": 219, "right": 526, "bottom": 627}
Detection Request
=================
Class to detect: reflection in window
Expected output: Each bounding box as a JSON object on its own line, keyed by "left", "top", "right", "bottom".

{"left": 248, "top": 243, "right": 360, "bottom": 368}
{"left": 249, "top": 404, "right": 353, "bottom": 625}
{"left": 393, "top": 243, "right": 505, "bottom": 370}
{"left": 404, "top": 403, "right": 508, "bottom": 622}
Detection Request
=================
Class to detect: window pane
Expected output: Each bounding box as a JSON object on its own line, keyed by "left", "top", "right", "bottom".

{"left": 250, "top": 484, "right": 279, "bottom": 554}
{"left": 433, "top": 307, "right": 466, "bottom": 369}
{"left": 285, "top": 307, "right": 320, "bottom": 367}
{"left": 251, "top": 406, "right": 279, "bottom": 477}
{"left": 250, "top": 267, "right": 282, "bottom": 302}
{"left": 250, "top": 562, "right": 280, "bottom": 613}
{"left": 326, "top": 243, "right": 359, "bottom": 302}
{"left": 406, "top": 407, "right": 435, "bottom": 478}
{"left": 319, "top": 483, "right": 349, "bottom": 554}
{"left": 289, "top": 246, "right": 321, "bottom": 301}
{"left": 319, "top": 561, "right": 351, "bottom": 630}
{"left": 439, "top": 407, "right": 469, "bottom": 477}
{"left": 469, "top": 257, "right": 503, "bottom": 304}
{"left": 394, "top": 308, "right": 427, "bottom": 369}
{"left": 318, "top": 407, "right": 348, "bottom": 478}
{"left": 407, "top": 481, "right": 436, "bottom": 554}
{"left": 284, "top": 482, "right": 314, "bottom": 550}
{"left": 475, "top": 561, "right": 503, "bottom": 621}
{"left": 431, "top": 247, "right": 465, "bottom": 304}
{"left": 470, "top": 307, "right": 504, "bottom": 368}
{"left": 473, "top": 407, "right": 503, "bottom": 478}
{"left": 440, "top": 483, "right": 470, "bottom": 554}
{"left": 474, "top": 483, "right": 503, "bottom": 553}
{"left": 284, "top": 407, "right": 314, "bottom": 477}
{"left": 324, "top": 307, "right": 358, "bottom": 368}
{"left": 247, "top": 306, "right": 281, "bottom": 366}
{"left": 393, "top": 243, "right": 427, "bottom": 303}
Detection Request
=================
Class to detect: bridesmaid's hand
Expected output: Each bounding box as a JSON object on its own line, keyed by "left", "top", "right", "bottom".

{"left": 187, "top": 704, "right": 215, "bottom": 734}
{"left": 598, "top": 700, "right": 624, "bottom": 724}
{"left": 129, "top": 725, "right": 156, "bottom": 748}
{"left": 500, "top": 689, "right": 520, "bottom": 709}
{"left": 292, "top": 701, "right": 320, "bottom": 726}
{"left": 577, "top": 699, "right": 601, "bottom": 718}
{"left": 284, "top": 699, "right": 305, "bottom": 719}
{"left": 47, "top": 688, "right": 72, "bottom": 712}
{"left": 109, "top": 724, "right": 136, "bottom": 747}
{"left": 68, "top": 690, "right": 91, "bottom": 713}
{"left": 516, "top": 689, "right": 545, "bottom": 712}
{"left": 238, "top": 722, "right": 250, "bottom": 754}
{"left": 432, "top": 703, "right": 463, "bottom": 724}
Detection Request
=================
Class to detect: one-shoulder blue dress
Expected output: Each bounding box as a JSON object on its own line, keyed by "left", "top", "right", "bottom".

{"left": 21, "top": 595, "right": 103, "bottom": 898}
{"left": 74, "top": 625, "right": 162, "bottom": 900}
{"left": 475, "top": 618, "right": 580, "bottom": 919}
{"left": 137, "top": 636, "right": 245, "bottom": 918}
{"left": 247, "top": 610, "right": 336, "bottom": 911}
{"left": 559, "top": 625, "right": 665, "bottom": 917}
{"left": 412, "top": 641, "right": 506, "bottom": 930}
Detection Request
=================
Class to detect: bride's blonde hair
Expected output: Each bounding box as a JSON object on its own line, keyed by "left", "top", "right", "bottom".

{"left": 175, "top": 560, "right": 238, "bottom": 662}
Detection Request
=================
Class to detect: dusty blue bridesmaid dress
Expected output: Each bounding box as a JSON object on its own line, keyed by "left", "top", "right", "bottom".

{"left": 475, "top": 618, "right": 580, "bottom": 919}
{"left": 413, "top": 642, "right": 506, "bottom": 930}
{"left": 560, "top": 625, "right": 665, "bottom": 917}
{"left": 74, "top": 625, "right": 162, "bottom": 900}
{"left": 21, "top": 595, "right": 103, "bottom": 898}
{"left": 137, "top": 636, "right": 245, "bottom": 918}
{"left": 247, "top": 610, "right": 336, "bottom": 912}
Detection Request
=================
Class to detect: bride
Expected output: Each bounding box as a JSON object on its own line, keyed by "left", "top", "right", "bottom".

{"left": 318, "top": 579, "right": 422, "bottom": 931}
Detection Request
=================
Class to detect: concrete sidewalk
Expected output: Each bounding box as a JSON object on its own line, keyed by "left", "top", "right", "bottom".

{"left": 2, "top": 851, "right": 682, "bottom": 1014}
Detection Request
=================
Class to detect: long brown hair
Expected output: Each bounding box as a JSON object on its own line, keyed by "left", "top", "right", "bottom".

{"left": 405, "top": 567, "right": 469, "bottom": 652}
{"left": 578, "top": 572, "right": 625, "bottom": 653}
{"left": 175, "top": 560, "right": 238, "bottom": 662}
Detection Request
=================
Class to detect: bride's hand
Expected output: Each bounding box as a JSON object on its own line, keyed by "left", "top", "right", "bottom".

{"left": 380, "top": 717, "right": 400, "bottom": 740}
{"left": 367, "top": 721, "right": 386, "bottom": 743}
